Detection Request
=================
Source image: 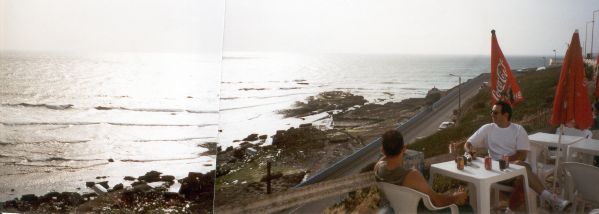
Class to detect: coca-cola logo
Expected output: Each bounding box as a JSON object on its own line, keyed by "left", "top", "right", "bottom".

{"left": 492, "top": 58, "right": 509, "bottom": 101}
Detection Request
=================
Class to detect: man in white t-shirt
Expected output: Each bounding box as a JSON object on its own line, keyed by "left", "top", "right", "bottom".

{"left": 464, "top": 101, "right": 570, "bottom": 212}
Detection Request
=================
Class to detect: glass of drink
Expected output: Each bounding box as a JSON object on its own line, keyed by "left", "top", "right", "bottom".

{"left": 484, "top": 156, "right": 492, "bottom": 170}
{"left": 456, "top": 156, "right": 465, "bottom": 170}
{"left": 499, "top": 159, "right": 507, "bottom": 171}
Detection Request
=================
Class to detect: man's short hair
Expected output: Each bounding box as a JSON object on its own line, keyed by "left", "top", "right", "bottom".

{"left": 495, "top": 100, "right": 512, "bottom": 120}
{"left": 382, "top": 130, "right": 404, "bottom": 157}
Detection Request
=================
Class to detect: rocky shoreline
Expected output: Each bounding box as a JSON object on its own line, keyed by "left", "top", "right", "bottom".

{"left": 1, "top": 170, "right": 215, "bottom": 213}
{"left": 1, "top": 142, "right": 218, "bottom": 213}
{"left": 215, "top": 89, "right": 444, "bottom": 207}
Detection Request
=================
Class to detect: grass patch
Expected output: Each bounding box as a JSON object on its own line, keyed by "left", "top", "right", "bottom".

{"left": 409, "top": 67, "right": 561, "bottom": 159}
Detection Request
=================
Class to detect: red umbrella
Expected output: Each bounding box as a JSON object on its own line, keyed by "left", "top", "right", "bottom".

{"left": 550, "top": 30, "right": 593, "bottom": 129}
{"left": 594, "top": 53, "right": 599, "bottom": 98}
{"left": 490, "top": 30, "right": 524, "bottom": 106}
{"left": 550, "top": 30, "right": 593, "bottom": 190}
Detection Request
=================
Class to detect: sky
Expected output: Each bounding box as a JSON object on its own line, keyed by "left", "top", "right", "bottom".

{"left": 0, "top": 0, "right": 225, "bottom": 58}
{"left": 1, "top": 0, "right": 597, "bottom": 57}
{"left": 223, "top": 0, "right": 599, "bottom": 56}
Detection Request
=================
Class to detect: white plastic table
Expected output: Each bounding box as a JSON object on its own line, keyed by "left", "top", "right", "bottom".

{"left": 528, "top": 132, "right": 584, "bottom": 149}
{"left": 567, "top": 138, "right": 599, "bottom": 163}
{"left": 528, "top": 132, "right": 584, "bottom": 172}
{"left": 429, "top": 159, "right": 533, "bottom": 214}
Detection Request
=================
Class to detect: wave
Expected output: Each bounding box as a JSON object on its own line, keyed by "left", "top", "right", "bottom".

{"left": 3, "top": 103, "right": 73, "bottom": 110}
{"left": 279, "top": 87, "right": 301, "bottom": 90}
{"left": 238, "top": 88, "right": 268, "bottom": 91}
{"left": 94, "top": 106, "right": 217, "bottom": 114}
{"left": 25, "top": 157, "right": 106, "bottom": 162}
{"left": 0, "top": 140, "right": 90, "bottom": 145}
{"left": 1, "top": 103, "right": 216, "bottom": 114}
{"left": 120, "top": 157, "right": 200, "bottom": 162}
{"left": 0, "top": 122, "right": 216, "bottom": 127}
{"left": 132, "top": 137, "right": 214, "bottom": 142}
{"left": 380, "top": 81, "right": 404, "bottom": 85}
{"left": 221, "top": 97, "right": 239, "bottom": 100}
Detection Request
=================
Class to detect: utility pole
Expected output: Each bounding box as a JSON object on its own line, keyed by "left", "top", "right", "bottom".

{"left": 586, "top": 21, "right": 593, "bottom": 58}
{"left": 449, "top": 74, "right": 461, "bottom": 124}
{"left": 592, "top": 10, "right": 599, "bottom": 58}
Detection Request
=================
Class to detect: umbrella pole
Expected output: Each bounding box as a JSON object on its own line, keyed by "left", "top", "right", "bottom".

{"left": 552, "top": 124, "right": 564, "bottom": 193}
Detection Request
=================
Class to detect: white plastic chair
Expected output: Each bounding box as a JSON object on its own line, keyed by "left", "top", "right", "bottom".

{"left": 560, "top": 162, "right": 599, "bottom": 214}
{"left": 377, "top": 182, "right": 459, "bottom": 214}
{"left": 534, "top": 128, "right": 593, "bottom": 182}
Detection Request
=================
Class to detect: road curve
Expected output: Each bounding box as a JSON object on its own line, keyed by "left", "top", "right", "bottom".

{"left": 289, "top": 73, "right": 489, "bottom": 213}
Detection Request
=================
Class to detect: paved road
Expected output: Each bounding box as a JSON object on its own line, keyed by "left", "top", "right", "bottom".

{"left": 290, "top": 73, "right": 490, "bottom": 213}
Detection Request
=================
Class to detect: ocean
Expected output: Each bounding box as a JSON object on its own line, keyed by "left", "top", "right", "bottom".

{"left": 0, "top": 52, "right": 219, "bottom": 201}
{"left": 218, "top": 53, "right": 548, "bottom": 148}
{"left": 0, "top": 52, "right": 547, "bottom": 201}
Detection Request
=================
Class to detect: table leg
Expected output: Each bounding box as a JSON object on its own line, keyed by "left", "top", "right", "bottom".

{"left": 468, "top": 183, "right": 476, "bottom": 211}
{"left": 428, "top": 168, "right": 436, "bottom": 185}
{"left": 522, "top": 173, "right": 534, "bottom": 214}
{"left": 477, "top": 182, "right": 491, "bottom": 214}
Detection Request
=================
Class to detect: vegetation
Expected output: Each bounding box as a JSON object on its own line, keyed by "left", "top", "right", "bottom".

{"left": 408, "top": 66, "right": 562, "bottom": 159}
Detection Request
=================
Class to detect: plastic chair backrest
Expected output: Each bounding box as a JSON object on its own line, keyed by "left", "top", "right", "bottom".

{"left": 377, "top": 182, "right": 459, "bottom": 214}
{"left": 561, "top": 162, "right": 599, "bottom": 204}
{"left": 556, "top": 127, "right": 592, "bottom": 138}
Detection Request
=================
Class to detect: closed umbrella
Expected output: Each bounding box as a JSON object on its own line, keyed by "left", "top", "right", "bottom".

{"left": 550, "top": 30, "right": 593, "bottom": 190}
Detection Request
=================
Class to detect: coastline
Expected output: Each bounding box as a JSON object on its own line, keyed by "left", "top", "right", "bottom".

{"left": 214, "top": 89, "right": 446, "bottom": 206}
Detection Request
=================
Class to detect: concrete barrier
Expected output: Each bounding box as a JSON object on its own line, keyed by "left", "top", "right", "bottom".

{"left": 215, "top": 172, "right": 376, "bottom": 214}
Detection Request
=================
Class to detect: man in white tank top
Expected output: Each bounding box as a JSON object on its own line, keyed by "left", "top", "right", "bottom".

{"left": 464, "top": 101, "right": 570, "bottom": 212}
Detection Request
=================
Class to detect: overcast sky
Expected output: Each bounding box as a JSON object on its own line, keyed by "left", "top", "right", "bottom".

{"left": 1, "top": 1, "right": 597, "bottom": 56}
{"left": 223, "top": 0, "right": 599, "bottom": 56}
{"left": 0, "top": 0, "right": 225, "bottom": 58}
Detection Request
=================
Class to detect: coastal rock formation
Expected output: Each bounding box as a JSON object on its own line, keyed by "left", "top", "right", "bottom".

{"left": 1, "top": 170, "right": 215, "bottom": 213}
{"left": 216, "top": 90, "right": 433, "bottom": 207}
{"left": 280, "top": 91, "right": 367, "bottom": 117}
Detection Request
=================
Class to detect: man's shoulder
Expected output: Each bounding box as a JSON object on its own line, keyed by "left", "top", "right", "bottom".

{"left": 509, "top": 123, "right": 527, "bottom": 131}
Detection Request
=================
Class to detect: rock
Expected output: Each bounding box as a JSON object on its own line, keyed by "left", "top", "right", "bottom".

{"left": 243, "top": 134, "right": 259, "bottom": 141}
{"left": 178, "top": 171, "right": 215, "bottom": 201}
{"left": 131, "top": 181, "right": 147, "bottom": 187}
{"left": 163, "top": 192, "right": 185, "bottom": 202}
{"left": 246, "top": 148, "right": 257, "bottom": 155}
{"left": 124, "top": 176, "right": 135, "bottom": 181}
{"left": 21, "top": 194, "right": 38, "bottom": 202}
{"left": 138, "top": 170, "right": 162, "bottom": 182}
{"left": 132, "top": 183, "right": 152, "bottom": 192}
{"left": 85, "top": 181, "right": 95, "bottom": 187}
{"left": 299, "top": 123, "right": 312, "bottom": 128}
{"left": 97, "top": 181, "right": 109, "bottom": 189}
{"left": 82, "top": 192, "right": 98, "bottom": 200}
{"left": 108, "top": 158, "right": 114, "bottom": 162}
{"left": 112, "top": 183, "right": 124, "bottom": 191}
{"left": 329, "top": 133, "right": 349, "bottom": 143}
{"left": 10, "top": 188, "right": 14, "bottom": 192}
{"left": 259, "top": 134, "right": 268, "bottom": 140}
{"left": 58, "top": 192, "right": 83, "bottom": 206}
{"left": 232, "top": 148, "right": 245, "bottom": 159}
{"left": 44, "top": 191, "right": 61, "bottom": 199}
{"left": 160, "top": 175, "right": 175, "bottom": 182}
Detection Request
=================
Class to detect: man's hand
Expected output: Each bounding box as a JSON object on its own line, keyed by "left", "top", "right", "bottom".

{"left": 452, "top": 191, "right": 468, "bottom": 205}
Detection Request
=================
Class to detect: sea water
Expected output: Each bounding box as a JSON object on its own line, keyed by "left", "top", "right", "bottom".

{"left": 218, "top": 53, "right": 547, "bottom": 148}
{"left": 0, "top": 52, "right": 219, "bottom": 201}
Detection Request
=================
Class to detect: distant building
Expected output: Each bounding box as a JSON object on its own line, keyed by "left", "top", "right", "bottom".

{"left": 549, "top": 58, "right": 563, "bottom": 65}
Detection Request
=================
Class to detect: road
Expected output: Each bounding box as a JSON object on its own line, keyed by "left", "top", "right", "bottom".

{"left": 289, "top": 73, "right": 490, "bottom": 213}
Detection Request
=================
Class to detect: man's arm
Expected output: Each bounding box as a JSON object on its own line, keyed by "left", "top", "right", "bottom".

{"left": 464, "top": 141, "right": 473, "bottom": 153}
{"left": 508, "top": 150, "right": 527, "bottom": 162}
{"left": 401, "top": 170, "right": 466, "bottom": 207}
